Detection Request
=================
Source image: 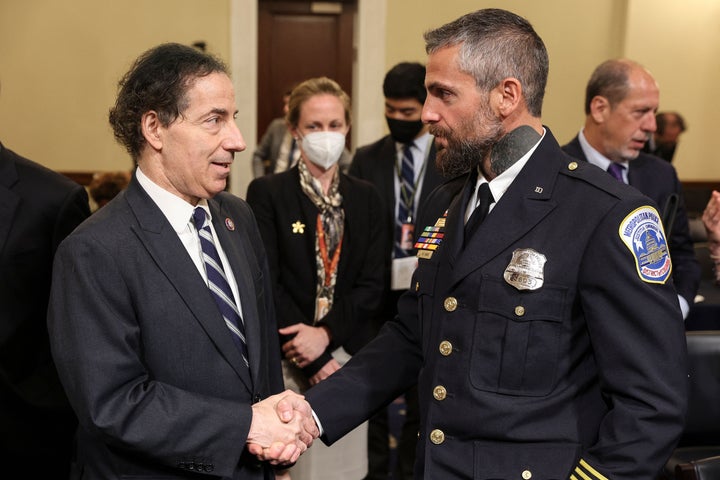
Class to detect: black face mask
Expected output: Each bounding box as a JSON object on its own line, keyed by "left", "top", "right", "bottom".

{"left": 386, "top": 117, "right": 424, "bottom": 144}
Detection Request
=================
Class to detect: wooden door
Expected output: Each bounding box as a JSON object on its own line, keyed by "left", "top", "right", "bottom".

{"left": 257, "top": 0, "right": 355, "bottom": 141}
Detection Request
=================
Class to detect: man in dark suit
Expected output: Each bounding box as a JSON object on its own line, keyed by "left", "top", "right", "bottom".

{"left": 562, "top": 59, "right": 700, "bottom": 319}
{"left": 0, "top": 141, "right": 90, "bottom": 478}
{"left": 270, "top": 8, "right": 687, "bottom": 479}
{"left": 47, "top": 43, "right": 316, "bottom": 480}
{"left": 349, "top": 62, "right": 444, "bottom": 480}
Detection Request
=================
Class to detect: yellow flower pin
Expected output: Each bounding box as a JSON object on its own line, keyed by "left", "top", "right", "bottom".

{"left": 292, "top": 221, "right": 305, "bottom": 234}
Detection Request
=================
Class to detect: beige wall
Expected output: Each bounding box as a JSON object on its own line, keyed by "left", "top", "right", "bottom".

{"left": 0, "top": 0, "right": 231, "bottom": 173}
{"left": 625, "top": 0, "right": 720, "bottom": 180}
{"left": 384, "top": 0, "right": 720, "bottom": 181}
{"left": 1, "top": 0, "right": 718, "bottom": 186}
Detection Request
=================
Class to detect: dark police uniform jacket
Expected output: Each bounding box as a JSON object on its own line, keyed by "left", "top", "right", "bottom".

{"left": 563, "top": 135, "right": 700, "bottom": 307}
{"left": 305, "top": 129, "right": 688, "bottom": 480}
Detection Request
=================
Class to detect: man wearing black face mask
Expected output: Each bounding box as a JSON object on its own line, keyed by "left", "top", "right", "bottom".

{"left": 349, "top": 62, "right": 445, "bottom": 480}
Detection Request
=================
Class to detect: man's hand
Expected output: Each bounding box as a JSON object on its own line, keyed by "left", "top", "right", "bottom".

{"left": 247, "top": 390, "right": 319, "bottom": 464}
{"left": 703, "top": 190, "right": 720, "bottom": 247}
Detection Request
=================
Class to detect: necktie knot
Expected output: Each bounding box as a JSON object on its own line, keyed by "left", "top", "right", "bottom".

{"left": 192, "top": 207, "right": 207, "bottom": 231}
{"left": 607, "top": 162, "right": 625, "bottom": 182}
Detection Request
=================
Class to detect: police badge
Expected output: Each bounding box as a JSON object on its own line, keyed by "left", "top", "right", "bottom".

{"left": 618, "top": 206, "right": 671, "bottom": 284}
{"left": 503, "top": 248, "right": 547, "bottom": 291}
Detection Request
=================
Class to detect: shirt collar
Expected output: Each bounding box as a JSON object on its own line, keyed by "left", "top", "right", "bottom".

{"left": 578, "top": 128, "right": 629, "bottom": 171}
{"left": 135, "top": 166, "right": 210, "bottom": 233}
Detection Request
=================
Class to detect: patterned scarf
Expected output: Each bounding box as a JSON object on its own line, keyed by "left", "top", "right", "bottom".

{"left": 298, "top": 161, "right": 345, "bottom": 322}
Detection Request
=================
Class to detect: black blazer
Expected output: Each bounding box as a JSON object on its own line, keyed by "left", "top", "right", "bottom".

{"left": 48, "top": 175, "right": 283, "bottom": 479}
{"left": 563, "top": 135, "right": 700, "bottom": 305}
{"left": 246, "top": 167, "right": 386, "bottom": 376}
{"left": 0, "top": 143, "right": 90, "bottom": 474}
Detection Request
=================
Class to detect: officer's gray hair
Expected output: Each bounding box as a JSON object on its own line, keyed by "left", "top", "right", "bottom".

{"left": 424, "top": 8, "right": 549, "bottom": 117}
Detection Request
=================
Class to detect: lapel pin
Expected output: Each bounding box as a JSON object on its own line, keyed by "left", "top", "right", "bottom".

{"left": 225, "top": 218, "right": 235, "bottom": 231}
{"left": 292, "top": 221, "right": 305, "bottom": 234}
{"left": 534, "top": 186, "right": 543, "bottom": 193}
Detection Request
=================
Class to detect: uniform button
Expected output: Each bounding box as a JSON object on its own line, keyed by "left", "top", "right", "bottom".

{"left": 568, "top": 161, "right": 578, "bottom": 171}
{"left": 433, "top": 385, "right": 447, "bottom": 401}
{"left": 515, "top": 305, "right": 525, "bottom": 317}
{"left": 415, "top": 281, "right": 420, "bottom": 292}
{"left": 443, "top": 297, "right": 457, "bottom": 312}
{"left": 430, "top": 429, "right": 445, "bottom": 445}
{"left": 522, "top": 469, "right": 532, "bottom": 479}
{"left": 439, "top": 341, "right": 453, "bottom": 356}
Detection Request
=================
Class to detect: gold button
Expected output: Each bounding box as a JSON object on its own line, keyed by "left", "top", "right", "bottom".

{"left": 433, "top": 385, "right": 447, "bottom": 401}
{"left": 430, "top": 429, "right": 445, "bottom": 445}
{"left": 568, "top": 161, "right": 578, "bottom": 171}
{"left": 522, "top": 470, "right": 532, "bottom": 480}
{"left": 439, "top": 341, "right": 453, "bottom": 356}
{"left": 443, "top": 297, "right": 457, "bottom": 312}
{"left": 415, "top": 281, "right": 419, "bottom": 292}
{"left": 515, "top": 305, "right": 525, "bottom": 317}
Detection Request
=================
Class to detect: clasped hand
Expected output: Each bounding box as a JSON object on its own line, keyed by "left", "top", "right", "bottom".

{"left": 247, "top": 390, "right": 319, "bottom": 464}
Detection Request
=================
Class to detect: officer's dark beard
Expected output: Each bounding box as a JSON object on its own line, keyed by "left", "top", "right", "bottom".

{"left": 430, "top": 113, "right": 503, "bottom": 178}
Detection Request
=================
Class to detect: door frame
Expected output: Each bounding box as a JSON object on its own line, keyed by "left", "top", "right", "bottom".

{"left": 228, "top": 0, "right": 387, "bottom": 197}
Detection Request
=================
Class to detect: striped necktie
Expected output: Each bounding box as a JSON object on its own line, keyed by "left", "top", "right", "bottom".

{"left": 395, "top": 142, "right": 415, "bottom": 257}
{"left": 192, "top": 207, "right": 249, "bottom": 366}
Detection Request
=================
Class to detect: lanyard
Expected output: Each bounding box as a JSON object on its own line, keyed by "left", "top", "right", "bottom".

{"left": 316, "top": 214, "right": 343, "bottom": 287}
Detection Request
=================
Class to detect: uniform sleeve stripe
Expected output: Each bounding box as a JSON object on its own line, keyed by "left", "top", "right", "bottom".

{"left": 573, "top": 467, "right": 592, "bottom": 480}
{"left": 570, "top": 475, "right": 579, "bottom": 480}
{"left": 578, "top": 459, "right": 609, "bottom": 480}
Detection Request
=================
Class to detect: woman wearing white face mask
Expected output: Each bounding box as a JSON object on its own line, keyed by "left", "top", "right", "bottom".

{"left": 246, "top": 77, "right": 386, "bottom": 480}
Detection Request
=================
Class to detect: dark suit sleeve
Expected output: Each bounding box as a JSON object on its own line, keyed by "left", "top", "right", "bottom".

{"left": 51, "top": 184, "right": 91, "bottom": 254}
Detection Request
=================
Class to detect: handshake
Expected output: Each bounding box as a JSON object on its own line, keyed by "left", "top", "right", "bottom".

{"left": 247, "top": 390, "right": 320, "bottom": 465}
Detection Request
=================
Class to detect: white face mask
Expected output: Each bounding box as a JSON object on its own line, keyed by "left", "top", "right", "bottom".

{"left": 299, "top": 131, "right": 346, "bottom": 170}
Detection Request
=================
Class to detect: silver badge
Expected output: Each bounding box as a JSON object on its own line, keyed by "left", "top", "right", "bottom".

{"left": 504, "top": 248, "right": 547, "bottom": 291}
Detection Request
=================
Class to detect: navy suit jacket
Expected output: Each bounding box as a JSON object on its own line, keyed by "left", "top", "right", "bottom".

{"left": 563, "top": 135, "right": 700, "bottom": 305}
{"left": 306, "top": 130, "right": 687, "bottom": 480}
{"left": 0, "top": 143, "right": 90, "bottom": 474}
{"left": 48, "top": 175, "right": 283, "bottom": 480}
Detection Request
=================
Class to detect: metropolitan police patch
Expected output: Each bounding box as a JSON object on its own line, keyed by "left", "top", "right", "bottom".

{"left": 618, "top": 206, "right": 671, "bottom": 284}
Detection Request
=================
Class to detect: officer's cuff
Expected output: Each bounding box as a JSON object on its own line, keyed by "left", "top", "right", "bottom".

{"left": 570, "top": 459, "right": 608, "bottom": 480}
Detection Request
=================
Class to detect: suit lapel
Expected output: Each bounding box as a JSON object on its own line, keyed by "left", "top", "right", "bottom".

{"left": 0, "top": 148, "right": 20, "bottom": 257}
{"left": 450, "top": 135, "right": 560, "bottom": 286}
{"left": 379, "top": 138, "right": 397, "bottom": 212}
{"left": 125, "top": 181, "right": 253, "bottom": 391}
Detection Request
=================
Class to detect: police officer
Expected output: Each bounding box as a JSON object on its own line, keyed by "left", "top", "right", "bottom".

{"left": 269, "top": 9, "right": 687, "bottom": 479}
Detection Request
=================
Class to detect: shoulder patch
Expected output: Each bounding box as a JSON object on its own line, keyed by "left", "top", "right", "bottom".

{"left": 618, "top": 206, "right": 671, "bottom": 284}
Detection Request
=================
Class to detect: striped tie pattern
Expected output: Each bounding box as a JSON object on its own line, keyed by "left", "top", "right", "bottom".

{"left": 395, "top": 142, "right": 415, "bottom": 257}
{"left": 192, "top": 208, "right": 249, "bottom": 367}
